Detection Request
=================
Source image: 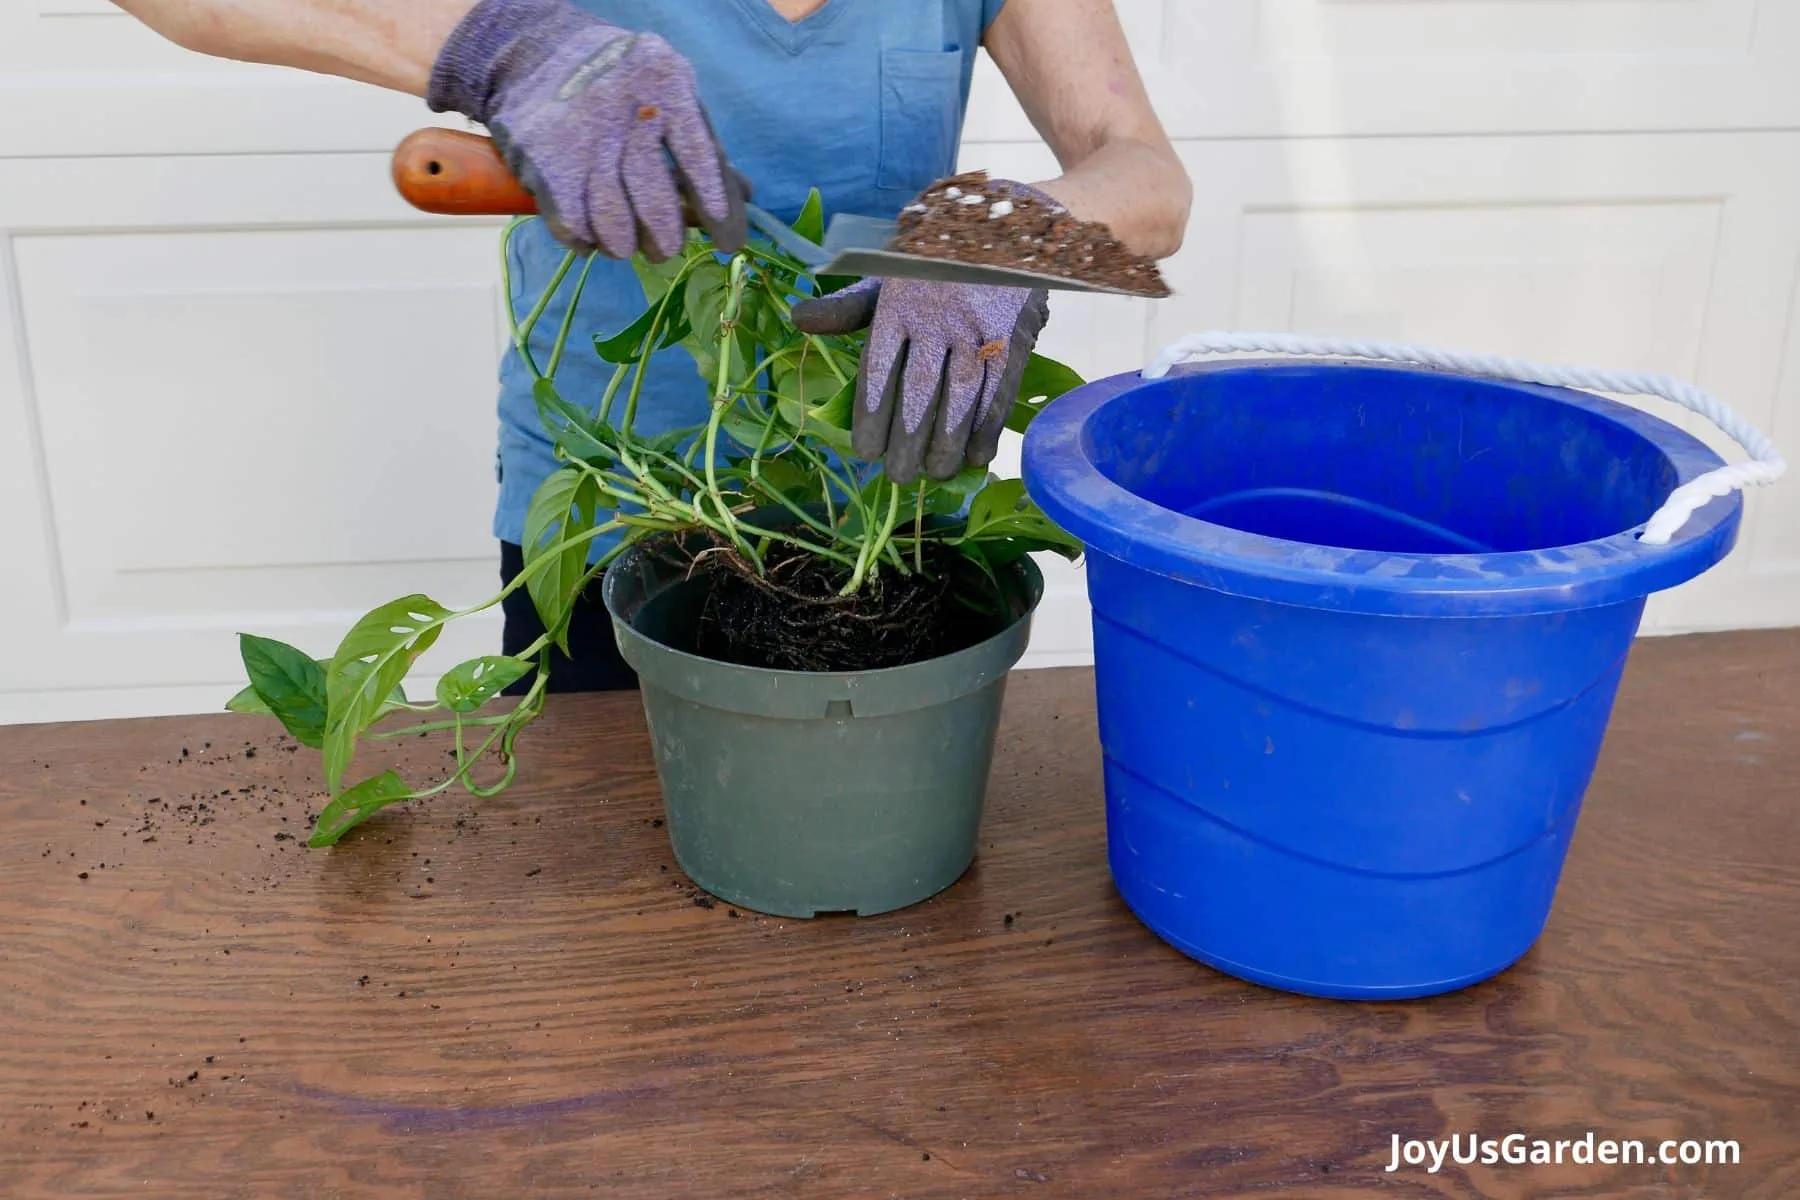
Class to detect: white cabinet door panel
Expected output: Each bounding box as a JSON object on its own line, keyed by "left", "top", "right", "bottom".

{"left": 0, "top": 154, "right": 511, "bottom": 723}
{"left": 966, "top": 0, "right": 1800, "bottom": 142}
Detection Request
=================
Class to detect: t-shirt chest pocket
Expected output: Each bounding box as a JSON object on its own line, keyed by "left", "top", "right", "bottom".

{"left": 876, "top": 47, "right": 964, "bottom": 193}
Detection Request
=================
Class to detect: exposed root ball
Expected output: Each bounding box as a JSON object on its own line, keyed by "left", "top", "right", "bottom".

{"left": 657, "top": 537, "right": 987, "bottom": 673}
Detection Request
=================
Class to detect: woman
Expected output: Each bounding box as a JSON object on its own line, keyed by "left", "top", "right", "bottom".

{"left": 116, "top": 0, "right": 1191, "bottom": 688}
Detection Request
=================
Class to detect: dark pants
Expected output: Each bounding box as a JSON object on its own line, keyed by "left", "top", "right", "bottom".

{"left": 499, "top": 541, "right": 638, "bottom": 693}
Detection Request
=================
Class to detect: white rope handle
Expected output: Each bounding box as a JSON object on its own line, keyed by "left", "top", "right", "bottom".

{"left": 1142, "top": 333, "right": 1786, "bottom": 546}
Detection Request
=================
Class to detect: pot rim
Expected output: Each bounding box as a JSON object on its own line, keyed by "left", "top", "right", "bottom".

{"left": 600, "top": 538, "right": 1046, "bottom": 682}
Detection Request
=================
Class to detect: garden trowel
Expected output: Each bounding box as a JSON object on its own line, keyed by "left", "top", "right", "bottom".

{"left": 392, "top": 128, "right": 1157, "bottom": 297}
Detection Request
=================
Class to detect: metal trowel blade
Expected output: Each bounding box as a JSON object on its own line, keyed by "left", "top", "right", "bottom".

{"left": 747, "top": 207, "right": 1162, "bottom": 298}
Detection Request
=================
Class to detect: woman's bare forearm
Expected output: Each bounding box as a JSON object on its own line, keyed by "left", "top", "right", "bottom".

{"left": 110, "top": 0, "right": 476, "bottom": 94}
{"left": 1033, "top": 139, "right": 1189, "bottom": 261}
{"left": 984, "top": 0, "right": 1191, "bottom": 260}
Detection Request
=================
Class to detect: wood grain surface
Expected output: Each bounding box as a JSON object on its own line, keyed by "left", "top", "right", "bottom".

{"left": 0, "top": 633, "right": 1795, "bottom": 1199}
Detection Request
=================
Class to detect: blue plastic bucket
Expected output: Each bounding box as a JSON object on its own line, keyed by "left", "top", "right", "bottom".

{"left": 1022, "top": 358, "right": 1745, "bottom": 999}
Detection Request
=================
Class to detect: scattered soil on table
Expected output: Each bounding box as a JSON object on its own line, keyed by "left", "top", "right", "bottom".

{"left": 661, "top": 536, "right": 996, "bottom": 674}
{"left": 887, "top": 170, "right": 1171, "bottom": 298}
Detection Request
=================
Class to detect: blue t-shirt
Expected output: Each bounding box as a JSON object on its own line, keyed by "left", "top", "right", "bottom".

{"left": 495, "top": 0, "right": 1007, "bottom": 551}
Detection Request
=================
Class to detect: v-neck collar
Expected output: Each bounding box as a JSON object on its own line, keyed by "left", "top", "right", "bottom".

{"left": 730, "top": 0, "right": 850, "bottom": 55}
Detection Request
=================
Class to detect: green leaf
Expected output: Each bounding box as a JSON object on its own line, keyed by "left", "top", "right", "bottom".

{"left": 324, "top": 595, "right": 451, "bottom": 793}
{"left": 683, "top": 260, "right": 729, "bottom": 341}
{"left": 794, "top": 188, "right": 825, "bottom": 246}
{"left": 336, "top": 658, "right": 411, "bottom": 722}
{"left": 228, "top": 657, "right": 405, "bottom": 723}
{"left": 753, "top": 457, "right": 815, "bottom": 504}
{"left": 657, "top": 298, "right": 693, "bottom": 350}
{"left": 522, "top": 467, "right": 601, "bottom": 653}
{"left": 594, "top": 277, "right": 689, "bottom": 365}
{"left": 435, "top": 656, "right": 532, "bottom": 713}
{"left": 237, "top": 634, "right": 328, "bottom": 749}
{"left": 1007, "top": 352, "right": 1086, "bottom": 434}
{"left": 921, "top": 465, "right": 992, "bottom": 516}
{"left": 678, "top": 264, "right": 730, "bottom": 383}
{"left": 775, "top": 352, "right": 846, "bottom": 419}
{"left": 225, "top": 684, "right": 271, "bottom": 716}
{"left": 309, "top": 770, "right": 414, "bottom": 847}
{"left": 809, "top": 418, "right": 856, "bottom": 458}
{"left": 533, "top": 378, "right": 613, "bottom": 463}
{"left": 751, "top": 300, "right": 787, "bottom": 348}
{"left": 631, "top": 245, "right": 690, "bottom": 305}
{"left": 719, "top": 401, "right": 790, "bottom": 453}
{"left": 644, "top": 424, "right": 702, "bottom": 456}
{"left": 960, "top": 479, "right": 1084, "bottom": 558}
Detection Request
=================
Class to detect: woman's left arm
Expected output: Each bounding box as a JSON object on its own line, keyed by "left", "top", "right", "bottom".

{"left": 982, "top": 0, "right": 1191, "bottom": 259}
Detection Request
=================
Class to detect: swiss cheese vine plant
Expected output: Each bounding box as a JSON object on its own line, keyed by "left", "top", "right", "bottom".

{"left": 229, "top": 191, "right": 1085, "bottom": 848}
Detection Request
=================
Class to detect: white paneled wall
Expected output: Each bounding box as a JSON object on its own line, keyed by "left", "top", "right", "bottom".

{"left": 4, "top": 1, "right": 1798, "bottom": 722}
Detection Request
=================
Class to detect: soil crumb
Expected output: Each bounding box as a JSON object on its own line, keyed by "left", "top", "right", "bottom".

{"left": 887, "top": 170, "right": 1170, "bottom": 298}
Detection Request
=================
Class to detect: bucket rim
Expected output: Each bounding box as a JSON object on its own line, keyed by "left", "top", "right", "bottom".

{"left": 1021, "top": 359, "right": 1741, "bottom": 617}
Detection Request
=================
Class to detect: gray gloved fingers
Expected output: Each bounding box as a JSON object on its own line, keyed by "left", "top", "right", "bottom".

{"left": 963, "top": 357, "right": 1011, "bottom": 470}
{"left": 851, "top": 318, "right": 905, "bottom": 463}
{"left": 671, "top": 105, "right": 750, "bottom": 254}
{"left": 923, "top": 342, "right": 989, "bottom": 481}
{"left": 883, "top": 338, "right": 950, "bottom": 486}
{"left": 660, "top": 88, "right": 730, "bottom": 222}
{"left": 791, "top": 277, "right": 881, "bottom": 336}
{"left": 965, "top": 288, "right": 1051, "bottom": 468}
{"left": 623, "top": 119, "right": 684, "bottom": 262}
{"left": 584, "top": 157, "right": 639, "bottom": 260}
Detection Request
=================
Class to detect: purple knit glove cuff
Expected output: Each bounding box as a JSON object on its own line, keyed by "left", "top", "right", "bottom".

{"left": 426, "top": 0, "right": 598, "bottom": 125}
{"left": 423, "top": 0, "right": 748, "bottom": 260}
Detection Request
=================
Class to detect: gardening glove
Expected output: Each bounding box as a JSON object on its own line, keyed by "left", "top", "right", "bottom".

{"left": 791, "top": 276, "right": 1049, "bottom": 485}
{"left": 426, "top": 0, "right": 750, "bottom": 261}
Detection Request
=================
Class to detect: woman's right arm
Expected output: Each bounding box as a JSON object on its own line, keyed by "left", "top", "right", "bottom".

{"left": 110, "top": 0, "right": 477, "bottom": 94}
{"left": 111, "top": 0, "right": 749, "bottom": 259}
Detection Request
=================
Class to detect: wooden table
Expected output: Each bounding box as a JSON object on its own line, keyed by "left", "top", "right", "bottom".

{"left": 1, "top": 632, "right": 1795, "bottom": 1199}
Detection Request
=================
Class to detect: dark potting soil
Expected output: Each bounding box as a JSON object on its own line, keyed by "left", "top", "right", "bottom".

{"left": 645, "top": 537, "right": 1000, "bottom": 673}
{"left": 887, "top": 170, "right": 1171, "bottom": 298}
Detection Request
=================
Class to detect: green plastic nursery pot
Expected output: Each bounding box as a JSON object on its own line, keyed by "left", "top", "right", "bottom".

{"left": 601, "top": 538, "right": 1043, "bottom": 919}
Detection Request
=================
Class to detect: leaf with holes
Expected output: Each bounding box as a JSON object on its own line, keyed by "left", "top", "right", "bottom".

{"left": 436, "top": 657, "right": 532, "bottom": 714}
{"left": 961, "top": 478, "right": 1083, "bottom": 557}
{"left": 323, "top": 595, "right": 450, "bottom": 793}
{"left": 1007, "top": 353, "right": 1085, "bottom": 434}
{"left": 308, "top": 770, "right": 415, "bottom": 847}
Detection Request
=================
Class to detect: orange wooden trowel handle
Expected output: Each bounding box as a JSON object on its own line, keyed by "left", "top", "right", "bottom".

{"left": 392, "top": 128, "right": 540, "bottom": 217}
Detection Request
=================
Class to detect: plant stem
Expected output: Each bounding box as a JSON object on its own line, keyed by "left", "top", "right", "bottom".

{"left": 510, "top": 249, "right": 577, "bottom": 380}
{"left": 546, "top": 253, "right": 598, "bottom": 380}
{"left": 702, "top": 256, "right": 755, "bottom": 561}
{"left": 370, "top": 712, "right": 513, "bottom": 740}
{"left": 914, "top": 482, "right": 926, "bottom": 574}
